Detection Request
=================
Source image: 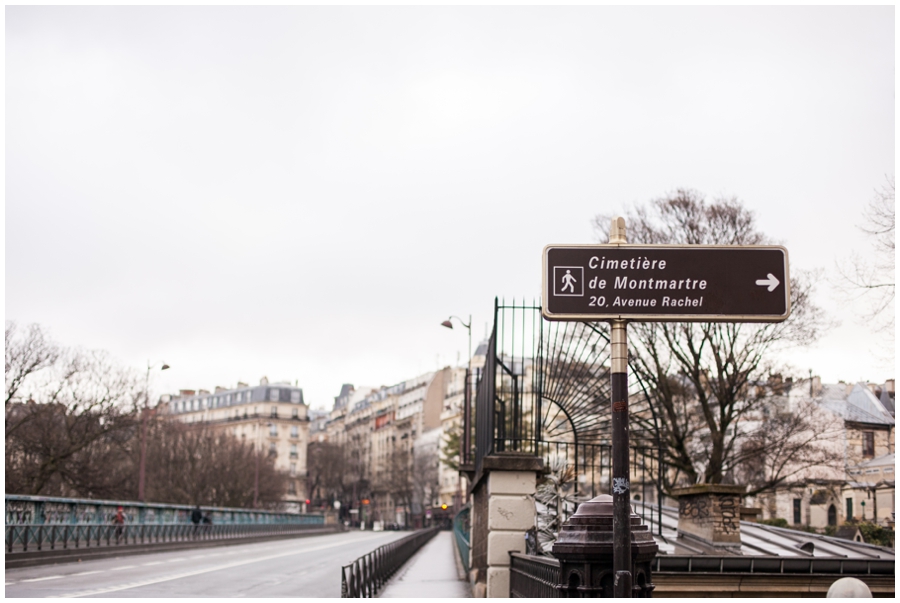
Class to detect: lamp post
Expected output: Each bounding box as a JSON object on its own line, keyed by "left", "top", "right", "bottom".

{"left": 441, "top": 315, "right": 472, "bottom": 511}
{"left": 440, "top": 315, "right": 472, "bottom": 365}
{"left": 138, "top": 360, "right": 169, "bottom": 502}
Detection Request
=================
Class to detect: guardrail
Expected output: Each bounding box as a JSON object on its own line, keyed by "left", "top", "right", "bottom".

{"left": 6, "top": 494, "right": 322, "bottom": 526}
{"left": 341, "top": 527, "right": 439, "bottom": 598}
{"left": 6, "top": 522, "right": 328, "bottom": 554}
{"left": 452, "top": 505, "right": 470, "bottom": 575}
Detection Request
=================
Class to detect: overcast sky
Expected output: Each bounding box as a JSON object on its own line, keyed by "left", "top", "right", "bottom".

{"left": 6, "top": 6, "right": 895, "bottom": 410}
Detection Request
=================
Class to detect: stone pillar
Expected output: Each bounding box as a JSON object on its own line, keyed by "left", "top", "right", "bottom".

{"left": 552, "top": 494, "right": 658, "bottom": 597}
{"left": 671, "top": 484, "right": 745, "bottom": 550}
{"left": 468, "top": 453, "right": 543, "bottom": 598}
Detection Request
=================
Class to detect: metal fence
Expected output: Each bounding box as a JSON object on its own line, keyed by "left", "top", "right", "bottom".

{"left": 468, "top": 299, "right": 665, "bottom": 531}
{"left": 6, "top": 522, "right": 328, "bottom": 554}
{"left": 6, "top": 494, "right": 323, "bottom": 526}
{"left": 452, "top": 505, "right": 471, "bottom": 575}
{"left": 508, "top": 551, "right": 895, "bottom": 597}
{"left": 341, "top": 527, "right": 439, "bottom": 598}
{"left": 509, "top": 552, "right": 561, "bottom": 598}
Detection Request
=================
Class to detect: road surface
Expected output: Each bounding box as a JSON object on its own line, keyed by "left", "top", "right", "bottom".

{"left": 5, "top": 529, "right": 409, "bottom": 597}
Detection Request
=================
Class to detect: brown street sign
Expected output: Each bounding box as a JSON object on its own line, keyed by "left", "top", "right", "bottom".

{"left": 542, "top": 244, "right": 791, "bottom": 322}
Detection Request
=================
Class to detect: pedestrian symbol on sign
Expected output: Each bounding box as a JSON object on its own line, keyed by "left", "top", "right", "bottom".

{"left": 553, "top": 266, "right": 583, "bottom": 297}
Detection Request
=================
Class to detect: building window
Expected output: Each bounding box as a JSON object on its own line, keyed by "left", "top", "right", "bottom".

{"left": 793, "top": 499, "right": 801, "bottom": 525}
{"left": 291, "top": 426, "right": 299, "bottom": 438}
{"left": 270, "top": 389, "right": 280, "bottom": 402}
{"left": 862, "top": 431, "right": 875, "bottom": 457}
{"left": 291, "top": 391, "right": 301, "bottom": 403}
{"left": 290, "top": 444, "right": 298, "bottom": 459}
{"left": 269, "top": 442, "right": 277, "bottom": 457}
{"left": 846, "top": 497, "right": 853, "bottom": 520}
{"left": 292, "top": 408, "right": 299, "bottom": 419}
{"left": 271, "top": 406, "right": 278, "bottom": 418}
{"left": 828, "top": 504, "right": 837, "bottom": 526}
{"left": 290, "top": 463, "right": 296, "bottom": 477}
{"left": 269, "top": 424, "right": 278, "bottom": 437}
{"left": 288, "top": 481, "right": 296, "bottom": 494}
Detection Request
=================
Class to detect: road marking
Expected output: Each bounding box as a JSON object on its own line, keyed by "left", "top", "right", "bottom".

{"left": 71, "top": 571, "right": 101, "bottom": 577}
{"left": 142, "top": 562, "right": 163, "bottom": 566}
{"left": 111, "top": 565, "right": 136, "bottom": 571}
{"left": 22, "top": 575, "right": 62, "bottom": 582}
{"left": 54, "top": 533, "right": 390, "bottom": 598}
{"left": 166, "top": 557, "right": 186, "bottom": 562}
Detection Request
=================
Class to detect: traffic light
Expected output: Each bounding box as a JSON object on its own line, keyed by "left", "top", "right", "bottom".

{"left": 305, "top": 499, "right": 311, "bottom": 505}
{"left": 441, "top": 504, "right": 448, "bottom": 510}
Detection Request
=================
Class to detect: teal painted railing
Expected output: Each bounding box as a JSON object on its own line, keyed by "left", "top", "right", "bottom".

{"left": 5, "top": 494, "right": 323, "bottom": 526}
{"left": 453, "top": 504, "right": 471, "bottom": 575}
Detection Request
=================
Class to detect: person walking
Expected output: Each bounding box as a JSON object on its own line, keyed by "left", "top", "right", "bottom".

{"left": 113, "top": 506, "right": 125, "bottom": 544}
{"left": 191, "top": 505, "right": 203, "bottom": 538}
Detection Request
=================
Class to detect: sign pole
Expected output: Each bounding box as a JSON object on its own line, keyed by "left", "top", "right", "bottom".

{"left": 609, "top": 217, "right": 632, "bottom": 597}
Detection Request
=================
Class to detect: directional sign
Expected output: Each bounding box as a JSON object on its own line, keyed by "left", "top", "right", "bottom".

{"left": 542, "top": 244, "right": 790, "bottom": 322}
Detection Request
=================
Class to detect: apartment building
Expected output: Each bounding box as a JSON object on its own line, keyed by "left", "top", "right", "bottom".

{"left": 750, "top": 380, "right": 895, "bottom": 530}
{"left": 163, "top": 377, "right": 310, "bottom": 511}
{"left": 320, "top": 368, "right": 451, "bottom": 527}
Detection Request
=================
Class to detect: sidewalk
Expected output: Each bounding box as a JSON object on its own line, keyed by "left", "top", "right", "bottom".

{"left": 379, "top": 530, "right": 471, "bottom": 598}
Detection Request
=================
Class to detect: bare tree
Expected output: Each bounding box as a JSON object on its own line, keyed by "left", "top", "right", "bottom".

{"left": 307, "top": 441, "right": 345, "bottom": 504}
{"left": 5, "top": 323, "right": 143, "bottom": 498}
{"left": 5, "top": 322, "right": 288, "bottom": 508}
{"left": 142, "top": 420, "right": 287, "bottom": 508}
{"left": 412, "top": 445, "right": 441, "bottom": 513}
{"left": 5, "top": 322, "right": 61, "bottom": 434}
{"left": 594, "top": 190, "right": 831, "bottom": 489}
{"left": 387, "top": 446, "right": 414, "bottom": 523}
{"left": 836, "top": 176, "right": 895, "bottom": 334}
{"left": 731, "top": 390, "right": 845, "bottom": 496}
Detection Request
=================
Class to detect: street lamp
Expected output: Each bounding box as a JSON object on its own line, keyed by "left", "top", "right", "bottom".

{"left": 138, "top": 360, "right": 169, "bottom": 502}
{"left": 440, "top": 315, "right": 472, "bottom": 364}
{"left": 441, "top": 314, "right": 472, "bottom": 512}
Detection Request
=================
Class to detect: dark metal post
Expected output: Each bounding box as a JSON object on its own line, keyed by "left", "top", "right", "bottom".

{"left": 609, "top": 217, "right": 631, "bottom": 597}
{"left": 611, "top": 320, "right": 631, "bottom": 597}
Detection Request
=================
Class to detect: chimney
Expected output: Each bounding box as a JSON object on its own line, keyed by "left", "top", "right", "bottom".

{"left": 237, "top": 382, "right": 248, "bottom": 389}
{"left": 886, "top": 379, "right": 895, "bottom": 394}
{"left": 260, "top": 376, "right": 269, "bottom": 386}
{"left": 671, "top": 485, "right": 746, "bottom": 551}
{"left": 179, "top": 389, "right": 195, "bottom": 397}
{"left": 215, "top": 386, "right": 227, "bottom": 394}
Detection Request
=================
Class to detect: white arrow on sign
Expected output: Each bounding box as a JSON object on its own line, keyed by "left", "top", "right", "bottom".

{"left": 755, "top": 273, "right": 780, "bottom": 292}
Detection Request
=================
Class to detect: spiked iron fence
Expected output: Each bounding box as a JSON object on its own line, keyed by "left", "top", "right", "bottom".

{"left": 466, "top": 298, "right": 666, "bottom": 531}
{"left": 340, "top": 527, "right": 439, "bottom": 598}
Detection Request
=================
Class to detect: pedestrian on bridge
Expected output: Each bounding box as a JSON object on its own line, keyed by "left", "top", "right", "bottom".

{"left": 191, "top": 505, "right": 202, "bottom": 537}
{"left": 113, "top": 506, "right": 125, "bottom": 544}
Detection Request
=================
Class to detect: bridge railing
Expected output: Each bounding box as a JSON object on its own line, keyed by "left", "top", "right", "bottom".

{"left": 6, "top": 494, "right": 322, "bottom": 526}
{"left": 6, "top": 522, "right": 329, "bottom": 554}
{"left": 341, "top": 527, "right": 439, "bottom": 598}
{"left": 452, "top": 506, "right": 470, "bottom": 575}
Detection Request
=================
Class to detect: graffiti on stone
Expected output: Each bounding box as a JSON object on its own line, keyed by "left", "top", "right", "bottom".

{"left": 718, "top": 495, "right": 739, "bottom": 534}
{"left": 679, "top": 497, "right": 710, "bottom": 520}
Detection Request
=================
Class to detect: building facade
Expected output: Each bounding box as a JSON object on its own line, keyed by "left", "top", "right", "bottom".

{"left": 749, "top": 380, "right": 895, "bottom": 531}
{"left": 163, "top": 377, "right": 310, "bottom": 511}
